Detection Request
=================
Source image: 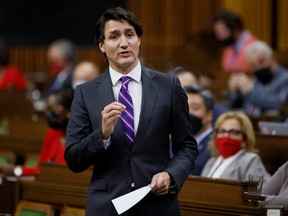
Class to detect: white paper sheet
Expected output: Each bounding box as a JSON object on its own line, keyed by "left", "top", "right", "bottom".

{"left": 112, "top": 185, "right": 152, "bottom": 215}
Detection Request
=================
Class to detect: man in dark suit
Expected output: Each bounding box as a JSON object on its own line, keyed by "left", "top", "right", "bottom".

{"left": 65, "top": 7, "right": 198, "bottom": 216}
{"left": 47, "top": 39, "right": 76, "bottom": 92}
{"left": 184, "top": 85, "right": 214, "bottom": 176}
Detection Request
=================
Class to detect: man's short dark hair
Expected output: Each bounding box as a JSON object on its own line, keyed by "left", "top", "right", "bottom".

{"left": 184, "top": 85, "right": 214, "bottom": 111}
{"left": 95, "top": 7, "right": 143, "bottom": 49}
{"left": 213, "top": 10, "right": 244, "bottom": 32}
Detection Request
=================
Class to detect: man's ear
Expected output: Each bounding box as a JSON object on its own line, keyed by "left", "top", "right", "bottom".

{"left": 99, "top": 43, "right": 105, "bottom": 53}
{"left": 207, "top": 110, "right": 213, "bottom": 122}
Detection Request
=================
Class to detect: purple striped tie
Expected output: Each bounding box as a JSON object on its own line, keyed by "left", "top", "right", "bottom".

{"left": 119, "top": 76, "right": 134, "bottom": 144}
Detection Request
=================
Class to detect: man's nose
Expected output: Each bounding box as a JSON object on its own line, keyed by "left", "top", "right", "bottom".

{"left": 120, "top": 36, "right": 128, "bottom": 47}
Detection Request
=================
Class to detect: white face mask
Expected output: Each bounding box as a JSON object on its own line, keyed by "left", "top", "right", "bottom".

{"left": 72, "top": 80, "right": 85, "bottom": 90}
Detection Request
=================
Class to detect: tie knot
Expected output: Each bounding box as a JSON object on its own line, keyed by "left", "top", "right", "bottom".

{"left": 121, "top": 76, "right": 132, "bottom": 88}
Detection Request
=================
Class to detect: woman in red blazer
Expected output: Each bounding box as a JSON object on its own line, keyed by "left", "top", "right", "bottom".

{"left": 0, "top": 41, "right": 27, "bottom": 90}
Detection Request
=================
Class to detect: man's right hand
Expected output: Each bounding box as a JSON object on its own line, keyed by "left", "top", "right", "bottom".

{"left": 101, "top": 102, "right": 125, "bottom": 139}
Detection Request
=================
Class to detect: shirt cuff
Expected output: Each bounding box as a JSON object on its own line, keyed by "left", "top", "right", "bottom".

{"left": 103, "top": 136, "right": 111, "bottom": 150}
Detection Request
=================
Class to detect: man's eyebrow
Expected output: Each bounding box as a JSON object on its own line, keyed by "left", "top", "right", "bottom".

{"left": 108, "top": 28, "right": 135, "bottom": 34}
{"left": 108, "top": 29, "right": 120, "bottom": 35}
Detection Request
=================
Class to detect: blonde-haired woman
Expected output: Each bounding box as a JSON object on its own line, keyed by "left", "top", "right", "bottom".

{"left": 201, "top": 111, "right": 271, "bottom": 183}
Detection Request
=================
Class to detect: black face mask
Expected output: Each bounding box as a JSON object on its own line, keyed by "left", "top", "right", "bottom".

{"left": 45, "top": 110, "right": 63, "bottom": 130}
{"left": 219, "top": 36, "right": 235, "bottom": 47}
{"left": 254, "top": 67, "right": 273, "bottom": 84}
{"left": 189, "top": 114, "right": 203, "bottom": 135}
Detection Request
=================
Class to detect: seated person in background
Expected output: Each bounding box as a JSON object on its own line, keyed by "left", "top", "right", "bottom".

{"left": 213, "top": 10, "right": 257, "bottom": 73}
{"left": 72, "top": 61, "right": 100, "bottom": 90}
{"left": 170, "top": 66, "right": 201, "bottom": 87}
{"left": 201, "top": 111, "right": 271, "bottom": 182}
{"left": 47, "top": 39, "right": 76, "bottom": 92}
{"left": 0, "top": 40, "right": 27, "bottom": 90}
{"left": 228, "top": 41, "right": 288, "bottom": 117}
{"left": 171, "top": 66, "right": 229, "bottom": 124}
{"left": 0, "top": 88, "right": 74, "bottom": 176}
{"left": 260, "top": 161, "right": 288, "bottom": 208}
{"left": 184, "top": 85, "right": 214, "bottom": 176}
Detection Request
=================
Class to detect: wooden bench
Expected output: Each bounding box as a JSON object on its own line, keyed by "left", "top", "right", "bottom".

{"left": 0, "top": 115, "right": 48, "bottom": 164}
{"left": 20, "top": 163, "right": 92, "bottom": 208}
{"left": 0, "top": 90, "right": 37, "bottom": 118}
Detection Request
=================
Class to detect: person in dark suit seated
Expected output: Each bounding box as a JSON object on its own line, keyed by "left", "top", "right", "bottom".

{"left": 47, "top": 39, "right": 76, "bottom": 92}
{"left": 0, "top": 88, "right": 74, "bottom": 176}
{"left": 171, "top": 66, "right": 229, "bottom": 125}
{"left": 184, "top": 85, "right": 214, "bottom": 176}
{"left": 228, "top": 41, "right": 288, "bottom": 117}
{"left": 201, "top": 111, "right": 271, "bottom": 183}
{"left": 64, "top": 7, "right": 198, "bottom": 216}
{"left": 260, "top": 161, "right": 288, "bottom": 208}
{"left": 72, "top": 61, "right": 100, "bottom": 90}
{"left": 0, "top": 40, "right": 27, "bottom": 91}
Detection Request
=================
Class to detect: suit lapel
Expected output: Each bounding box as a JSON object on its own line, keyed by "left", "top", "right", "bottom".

{"left": 96, "top": 70, "right": 115, "bottom": 107}
{"left": 134, "top": 67, "right": 158, "bottom": 145}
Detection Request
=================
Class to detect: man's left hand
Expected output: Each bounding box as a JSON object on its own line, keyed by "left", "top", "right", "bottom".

{"left": 150, "top": 171, "right": 171, "bottom": 196}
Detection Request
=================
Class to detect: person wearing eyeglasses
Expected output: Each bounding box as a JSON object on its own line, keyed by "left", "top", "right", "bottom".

{"left": 201, "top": 111, "right": 271, "bottom": 183}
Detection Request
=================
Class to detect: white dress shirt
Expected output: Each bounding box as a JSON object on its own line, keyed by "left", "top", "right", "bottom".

{"left": 103, "top": 61, "right": 142, "bottom": 149}
{"left": 109, "top": 61, "right": 142, "bottom": 134}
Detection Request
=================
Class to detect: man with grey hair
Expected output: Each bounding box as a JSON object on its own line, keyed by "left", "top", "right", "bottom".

{"left": 228, "top": 40, "right": 288, "bottom": 117}
{"left": 47, "top": 39, "right": 76, "bottom": 92}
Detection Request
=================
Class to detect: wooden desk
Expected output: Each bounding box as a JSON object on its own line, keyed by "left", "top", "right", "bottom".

{"left": 0, "top": 175, "right": 21, "bottom": 215}
{"left": 178, "top": 176, "right": 266, "bottom": 216}
{"left": 20, "top": 165, "right": 269, "bottom": 215}
{"left": 20, "top": 163, "right": 92, "bottom": 208}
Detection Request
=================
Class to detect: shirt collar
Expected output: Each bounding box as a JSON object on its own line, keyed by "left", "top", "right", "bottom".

{"left": 195, "top": 127, "right": 213, "bottom": 144}
{"left": 234, "top": 31, "right": 251, "bottom": 52}
{"left": 109, "top": 61, "right": 142, "bottom": 86}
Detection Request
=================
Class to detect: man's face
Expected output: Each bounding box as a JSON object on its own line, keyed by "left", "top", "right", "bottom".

{"left": 177, "top": 72, "right": 198, "bottom": 87}
{"left": 99, "top": 20, "right": 141, "bottom": 74}
{"left": 47, "top": 47, "right": 67, "bottom": 75}
{"left": 213, "top": 21, "right": 232, "bottom": 41}
{"left": 187, "top": 93, "right": 212, "bottom": 132}
{"left": 246, "top": 50, "right": 273, "bottom": 72}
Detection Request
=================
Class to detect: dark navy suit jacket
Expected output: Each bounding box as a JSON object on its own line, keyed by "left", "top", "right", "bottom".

{"left": 65, "top": 65, "right": 198, "bottom": 216}
{"left": 190, "top": 130, "right": 213, "bottom": 176}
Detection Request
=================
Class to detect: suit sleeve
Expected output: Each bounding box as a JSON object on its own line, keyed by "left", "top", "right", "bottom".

{"left": 64, "top": 86, "right": 105, "bottom": 173}
{"left": 245, "top": 86, "right": 288, "bottom": 110}
{"left": 164, "top": 76, "right": 198, "bottom": 192}
{"left": 260, "top": 162, "right": 288, "bottom": 207}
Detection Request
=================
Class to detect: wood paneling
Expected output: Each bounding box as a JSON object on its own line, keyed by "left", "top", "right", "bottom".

{"left": 277, "top": 0, "right": 288, "bottom": 51}
{"left": 6, "top": 1, "right": 286, "bottom": 88}
{"left": 219, "top": 0, "right": 272, "bottom": 44}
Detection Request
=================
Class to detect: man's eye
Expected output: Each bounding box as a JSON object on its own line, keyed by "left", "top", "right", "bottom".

{"left": 110, "top": 35, "right": 118, "bottom": 40}
{"left": 127, "top": 33, "right": 134, "bottom": 38}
